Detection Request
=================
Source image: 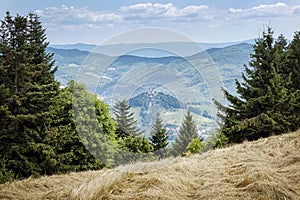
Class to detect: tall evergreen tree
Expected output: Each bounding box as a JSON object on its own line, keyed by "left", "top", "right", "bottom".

{"left": 286, "top": 31, "right": 300, "bottom": 129}
{"left": 0, "top": 12, "right": 60, "bottom": 178}
{"left": 0, "top": 12, "right": 118, "bottom": 179}
{"left": 113, "top": 99, "right": 141, "bottom": 138}
{"left": 287, "top": 31, "right": 300, "bottom": 91}
{"left": 149, "top": 113, "right": 169, "bottom": 158}
{"left": 113, "top": 100, "right": 153, "bottom": 154}
{"left": 217, "top": 28, "right": 298, "bottom": 143}
{"left": 171, "top": 110, "right": 198, "bottom": 156}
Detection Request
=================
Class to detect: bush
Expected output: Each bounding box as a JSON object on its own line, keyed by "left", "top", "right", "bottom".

{"left": 0, "top": 159, "right": 15, "bottom": 184}
{"left": 186, "top": 138, "right": 202, "bottom": 154}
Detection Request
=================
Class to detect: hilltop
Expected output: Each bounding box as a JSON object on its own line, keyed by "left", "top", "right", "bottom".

{"left": 1, "top": 130, "right": 299, "bottom": 200}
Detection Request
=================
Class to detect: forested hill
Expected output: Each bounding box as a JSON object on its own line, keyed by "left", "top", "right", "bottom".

{"left": 48, "top": 42, "right": 252, "bottom": 94}
{"left": 48, "top": 42, "right": 253, "bottom": 133}
{"left": 47, "top": 42, "right": 252, "bottom": 66}
{"left": 128, "top": 91, "right": 183, "bottom": 109}
{"left": 205, "top": 43, "right": 253, "bottom": 66}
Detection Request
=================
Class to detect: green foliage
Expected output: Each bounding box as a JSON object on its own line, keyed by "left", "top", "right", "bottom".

{"left": 0, "top": 11, "right": 60, "bottom": 179}
{"left": 48, "top": 80, "right": 117, "bottom": 171}
{"left": 217, "top": 27, "right": 300, "bottom": 143}
{"left": 287, "top": 31, "right": 300, "bottom": 129}
{"left": 201, "top": 130, "right": 229, "bottom": 152}
{"left": 70, "top": 81, "right": 118, "bottom": 167}
{"left": 149, "top": 113, "right": 169, "bottom": 158}
{"left": 113, "top": 100, "right": 154, "bottom": 163}
{"left": 0, "top": 159, "right": 14, "bottom": 184}
{"left": 129, "top": 92, "right": 182, "bottom": 109}
{"left": 118, "top": 136, "right": 153, "bottom": 153}
{"left": 113, "top": 99, "right": 142, "bottom": 138}
{"left": 171, "top": 110, "right": 198, "bottom": 156}
{"left": 186, "top": 138, "right": 202, "bottom": 154}
{"left": 0, "top": 12, "right": 118, "bottom": 183}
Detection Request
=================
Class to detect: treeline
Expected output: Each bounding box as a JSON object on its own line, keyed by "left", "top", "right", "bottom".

{"left": 0, "top": 12, "right": 202, "bottom": 183}
{"left": 216, "top": 27, "right": 300, "bottom": 144}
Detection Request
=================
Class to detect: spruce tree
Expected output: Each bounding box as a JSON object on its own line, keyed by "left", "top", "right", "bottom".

{"left": 217, "top": 28, "right": 298, "bottom": 143}
{"left": 149, "top": 113, "right": 169, "bottom": 158}
{"left": 287, "top": 31, "right": 300, "bottom": 91}
{"left": 286, "top": 31, "right": 300, "bottom": 129}
{"left": 113, "top": 100, "right": 153, "bottom": 154}
{"left": 113, "top": 99, "right": 141, "bottom": 138}
{"left": 171, "top": 110, "right": 198, "bottom": 156}
{"left": 0, "top": 12, "right": 60, "bottom": 178}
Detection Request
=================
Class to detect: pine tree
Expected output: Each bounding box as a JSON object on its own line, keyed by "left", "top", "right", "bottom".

{"left": 217, "top": 27, "right": 298, "bottom": 143}
{"left": 149, "top": 113, "right": 169, "bottom": 158}
{"left": 171, "top": 110, "right": 198, "bottom": 156}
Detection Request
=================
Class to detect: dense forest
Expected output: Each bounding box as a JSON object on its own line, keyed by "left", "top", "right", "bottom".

{"left": 0, "top": 12, "right": 300, "bottom": 184}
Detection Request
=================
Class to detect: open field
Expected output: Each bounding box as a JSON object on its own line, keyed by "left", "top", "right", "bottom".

{"left": 1, "top": 130, "right": 299, "bottom": 200}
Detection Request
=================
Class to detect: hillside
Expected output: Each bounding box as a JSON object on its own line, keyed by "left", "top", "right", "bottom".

{"left": 128, "top": 91, "right": 182, "bottom": 109}
{"left": 48, "top": 43, "right": 252, "bottom": 136}
{"left": 1, "top": 130, "right": 299, "bottom": 200}
{"left": 48, "top": 42, "right": 252, "bottom": 91}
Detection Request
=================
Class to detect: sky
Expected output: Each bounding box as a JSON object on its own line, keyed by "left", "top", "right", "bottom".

{"left": 1, "top": 0, "right": 300, "bottom": 44}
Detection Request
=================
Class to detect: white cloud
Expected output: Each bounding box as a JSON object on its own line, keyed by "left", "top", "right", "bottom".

{"left": 121, "top": 3, "right": 174, "bottom": 13}
{"left": 166, "top": 5, "right": 209, "bottom": 17}
{"left": 228, "top": 2, "right": 291, "bottom": 18}
{"left": 228, "top": 8, "right": 243, "bottom": 14}
{"left": 35, "top": 2, "right": 300, "bottom": 43}
{"left": 35, "top": 5, "right": 123, "bottom": 30}
{"left": 120, "top": 3, "right": 153, "bottom": 12}
{"left": 251, "top": 2, "right": 287, "bottom": 11}
{"left": 120, "top": 3, "right": 209, "bottom": 19}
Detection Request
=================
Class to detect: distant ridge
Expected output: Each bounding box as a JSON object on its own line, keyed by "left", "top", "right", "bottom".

{"left": 49, "top": 43, "right": 96, "bottom": 52}
{"left": 47, "top": 47, "right": 90, "bottom": 57}
{"left": 49, "top": 39, "right": 255, "bottom": 57}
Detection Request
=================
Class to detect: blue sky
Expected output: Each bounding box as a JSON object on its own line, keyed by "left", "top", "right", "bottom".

{"left": 1, "top": 0, "right": 300, "bottom": 44}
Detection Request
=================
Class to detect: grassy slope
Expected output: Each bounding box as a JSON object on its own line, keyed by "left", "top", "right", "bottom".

{"left": 1, "top": 130, "right": 299, "bottom": 200}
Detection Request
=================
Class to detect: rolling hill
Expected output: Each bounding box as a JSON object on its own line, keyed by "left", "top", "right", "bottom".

{"left": 49, "top": 39, "right": 255, "bottom": 53}
{"left": 1, "top": 130, "right": 299, "bottom": 199}
{"left": 47, "top": 42, "right": 252, "bottom": 137}
{"left": 48, "top": 42, "right": 252, "bottom": 95}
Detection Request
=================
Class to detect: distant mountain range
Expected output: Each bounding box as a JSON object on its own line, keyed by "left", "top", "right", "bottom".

{"left": 49, "top": 39, "right": 255, "bottom": 57}
{"left": 47, "top": 41, "right": 254, "bottom": 135}
{"left": 48, "top": 42, "right": 253, "bottom": 92}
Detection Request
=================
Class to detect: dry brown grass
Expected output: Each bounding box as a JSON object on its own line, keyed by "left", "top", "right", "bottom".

{"left": 1, "top": 130, "right": 300, "bottom": 200}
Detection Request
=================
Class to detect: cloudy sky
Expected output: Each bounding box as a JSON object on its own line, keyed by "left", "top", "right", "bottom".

{"left": 1, "top": 0, "right": 300, "bottom": 44}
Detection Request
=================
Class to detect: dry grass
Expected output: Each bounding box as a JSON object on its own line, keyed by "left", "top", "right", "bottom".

{"left": 1, "top": 130, "right": 300, "bottom": 200}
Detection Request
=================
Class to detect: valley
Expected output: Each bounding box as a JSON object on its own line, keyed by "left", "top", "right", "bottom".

{"left": 48, "top": 42, "right": 253, "bottom": 139}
